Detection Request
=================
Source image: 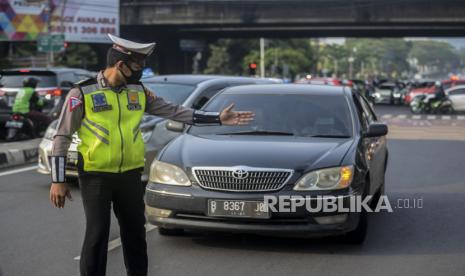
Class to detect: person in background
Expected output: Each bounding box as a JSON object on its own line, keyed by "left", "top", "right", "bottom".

{"left": 424, "top": 81, "right": 446, "bottom": 109}
{"left": 12, "top": 77, "right": 52, "bottom": 126}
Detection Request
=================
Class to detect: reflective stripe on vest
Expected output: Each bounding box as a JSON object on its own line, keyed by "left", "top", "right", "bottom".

{"left": 77, "top": 85, "right": 146, "bottom": 173}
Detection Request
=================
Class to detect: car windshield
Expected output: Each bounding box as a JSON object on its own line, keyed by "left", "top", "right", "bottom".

{"left": 143, "top": 82, "right": 196, "bottom": 104}
{"left": 379, "top": 85, "right": 394, "bottom": 89}
{"left": 0, "top": 74, "right": 57, "bottom": 88}
{"left": 188, "top": 93, "right": 353, "bottom": 138}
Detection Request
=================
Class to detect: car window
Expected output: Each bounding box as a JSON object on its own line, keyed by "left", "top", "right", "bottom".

{"left": 0, "top": 74, "right": 57, "bottom": 88}
{"left": 379, "top": 85, "right": 394, "bottom": 90}
{"left": 57, "top": 72, "right": 76, "bottom": 84}
{"left": 449, "top": 88, "right": 465, "bottom": 96}
{"left": 189, "top": 93, "right": 353, "bottom": 138}
{"left": 353, "top": 95, "right": 369, "bottom": 130}
{"left": 192, "top": 85, "right": 228, "bottom": 109}
{"left": 75, "top": 73, "right": 93, "bottom": 82}
{"left": 143, "top": 82, "right": 196, "bottom": 104}
{"left": 360, "top": 96, "right": 378, "bottom": 121}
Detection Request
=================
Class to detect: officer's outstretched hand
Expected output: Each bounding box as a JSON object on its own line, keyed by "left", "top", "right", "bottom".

{"left": 220, "top": 103, "right": 255, "bottom": 126}
{"left": 50, "top": 183, "right": 73, "bottom": 208}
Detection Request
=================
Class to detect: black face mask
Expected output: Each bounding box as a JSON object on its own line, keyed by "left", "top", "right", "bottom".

{"left": 122, "top": 62, "right": 143, "bottom": 83}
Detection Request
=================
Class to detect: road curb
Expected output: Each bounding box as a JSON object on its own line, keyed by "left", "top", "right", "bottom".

{"left": 0, "top": 139, "right": 41, "bottom": 170}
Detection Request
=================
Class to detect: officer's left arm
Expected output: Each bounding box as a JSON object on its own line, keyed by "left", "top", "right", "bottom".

{"left": 144, "top": 87, "right": 220, "bottom": 125}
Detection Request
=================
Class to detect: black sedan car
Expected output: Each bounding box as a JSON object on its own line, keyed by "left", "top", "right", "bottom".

{"left": 145, "top": 84, "right": 388, "bottom": 243}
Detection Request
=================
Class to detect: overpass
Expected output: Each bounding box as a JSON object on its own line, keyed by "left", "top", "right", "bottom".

{"left": 119, "top": 0, "right": 465, "bottom": 73}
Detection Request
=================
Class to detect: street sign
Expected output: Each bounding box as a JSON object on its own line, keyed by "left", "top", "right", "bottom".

{"left": 37, "top": 34, "right": 65, "bottom": 53}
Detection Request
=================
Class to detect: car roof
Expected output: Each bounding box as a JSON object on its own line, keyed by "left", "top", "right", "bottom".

{"left": 142, "top": 75, "right": 275, "bottom": 85}
{"left": 221, "top": 84, "right": 346, "bottom": 96}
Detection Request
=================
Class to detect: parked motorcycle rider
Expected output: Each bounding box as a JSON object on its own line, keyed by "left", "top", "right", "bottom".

{"left": 11, "top": 77, "right": 52, "bottom": 128}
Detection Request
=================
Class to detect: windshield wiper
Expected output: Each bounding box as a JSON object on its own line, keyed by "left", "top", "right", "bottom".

{"left": 217, "top": 130, "right": 295, "bottom": 136}
{"left": 310, "top": 134, "right": 351, "bottom": 138}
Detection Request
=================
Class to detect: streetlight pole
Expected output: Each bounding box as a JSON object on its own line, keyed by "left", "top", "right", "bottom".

{"left": 348, "top": 47, "right": 357, "bottom": 79}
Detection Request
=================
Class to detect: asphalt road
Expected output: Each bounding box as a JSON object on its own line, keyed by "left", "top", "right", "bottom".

{"left": 1, "top": 105, "right": 465, "bottom": 276}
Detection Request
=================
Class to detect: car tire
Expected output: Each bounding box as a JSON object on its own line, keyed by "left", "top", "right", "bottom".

{"left": 158, "top": 227, "right": 184, "bottom": 236}
{"left": 370, "top": 179, "right": 385, "bottom": 209}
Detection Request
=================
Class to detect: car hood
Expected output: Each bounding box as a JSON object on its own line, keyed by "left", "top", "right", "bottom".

{"left": 160, "top": 134, "right": 354, "bottom": 172}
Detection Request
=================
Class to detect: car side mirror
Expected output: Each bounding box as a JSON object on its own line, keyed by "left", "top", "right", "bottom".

{"left": 166, "top": 120, "right": 185, "bottom": 132}
{"left": 364, "top": 123, "right": 388, "bottom": 137}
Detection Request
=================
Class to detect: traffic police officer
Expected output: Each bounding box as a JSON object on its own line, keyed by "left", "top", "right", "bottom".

{"left": 49, "top": 34, "right": 255, "bottom": 276}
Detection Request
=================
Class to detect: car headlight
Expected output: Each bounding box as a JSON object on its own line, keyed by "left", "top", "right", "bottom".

{"left": 149, "top": 160, "right": 191, "bottom": 186}
{"left": 44, "top": 125, "right": 57, "bottom": 141}
{"left": 293, "top": 165, "right": 354, "bottom": 191}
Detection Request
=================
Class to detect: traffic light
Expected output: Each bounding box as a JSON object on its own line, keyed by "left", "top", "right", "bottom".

{"left": 248, "top": 62, "right": 257, "bottom": 76}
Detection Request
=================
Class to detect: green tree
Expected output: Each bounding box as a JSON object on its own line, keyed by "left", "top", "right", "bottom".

{"left": 409, "top": 40, "right": 460, "bottom": 75}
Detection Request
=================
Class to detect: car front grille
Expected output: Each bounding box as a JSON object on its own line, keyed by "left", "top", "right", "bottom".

{"left": 192, "top": 166, "right": 294, "bottom": 192}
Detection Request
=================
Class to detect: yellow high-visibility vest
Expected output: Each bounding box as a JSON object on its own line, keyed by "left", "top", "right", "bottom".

{"left": 77, "top": 83, "right": 146, "bottom": 173}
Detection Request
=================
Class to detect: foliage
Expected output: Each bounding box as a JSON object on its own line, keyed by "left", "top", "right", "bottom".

{"left": 409, "top": 40, "right": 460, "bottom": 75}
{"left": 203, "top": 37, "right": 464, "bottom": 80}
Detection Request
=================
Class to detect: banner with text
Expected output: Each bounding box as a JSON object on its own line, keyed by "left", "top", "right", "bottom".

{"left": 0, "top": 0, "right": 119, "bottom": 43}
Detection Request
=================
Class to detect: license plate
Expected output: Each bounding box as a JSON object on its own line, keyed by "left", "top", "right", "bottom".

{"left": 208, "top": 199, "right": 270, "bottom": 219}
{"left": 67, "top": 151, "right": 78, "bottom": 164}
{"left": 5, "top": 120, "right": 23, "bottom": 128}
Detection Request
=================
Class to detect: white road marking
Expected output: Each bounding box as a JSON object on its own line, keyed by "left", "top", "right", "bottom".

{"left": 457, "top": 115, "right": 465, "bottom": 120}
{"left": 412, "top": 115, "right": 422, "bottom": 120}
{"left": 73, "top": 224, "right": 157, "bottom": 260}
{"left": 442, "top": 115, "right": 451, "bottom": 120}
{"left": 381, "top": 114, "right": 393, "bottom": 118}
{"left": 427, "top": 115, "right": 436, "bottom": 120}
{"left": 0, "top": 165, "right": 38, "bottom": 177}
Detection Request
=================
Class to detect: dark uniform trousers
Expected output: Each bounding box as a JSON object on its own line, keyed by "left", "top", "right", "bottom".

{"left": 78, "top": 168, "right": 147, "bottom": 276}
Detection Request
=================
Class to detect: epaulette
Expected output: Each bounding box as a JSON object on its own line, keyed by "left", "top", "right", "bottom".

{"left": 74, "top": 78, "right": 99, "bottom": 95}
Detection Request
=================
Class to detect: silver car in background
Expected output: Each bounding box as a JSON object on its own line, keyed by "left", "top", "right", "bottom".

{"left": 446, "top": 85, "right": 465, "bottom": 112}
{"left": 37, "top": 75, "right": 281, "bottom": 181}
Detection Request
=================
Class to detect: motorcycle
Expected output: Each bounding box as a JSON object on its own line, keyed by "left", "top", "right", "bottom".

{"left": 5, "top": 113, "right": 45, "bottom": 141}
{"left": 410, "top": 94, "right": 453, "bottom": 114}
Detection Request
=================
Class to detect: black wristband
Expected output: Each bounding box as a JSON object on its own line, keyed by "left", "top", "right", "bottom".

{"left": 50, "top": 156, "right": 66, "bottom": 183}
{"left": 192, "top": 110, "right": 222, "bottom": 126}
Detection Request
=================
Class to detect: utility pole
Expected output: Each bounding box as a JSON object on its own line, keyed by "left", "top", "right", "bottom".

{"left": 260, "top": 38, "right": 265, "bottom": 78}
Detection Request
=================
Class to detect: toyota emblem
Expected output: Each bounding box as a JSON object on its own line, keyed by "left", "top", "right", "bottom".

{"left": 232, "top": 168, "right": 249, "bottom": 180}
